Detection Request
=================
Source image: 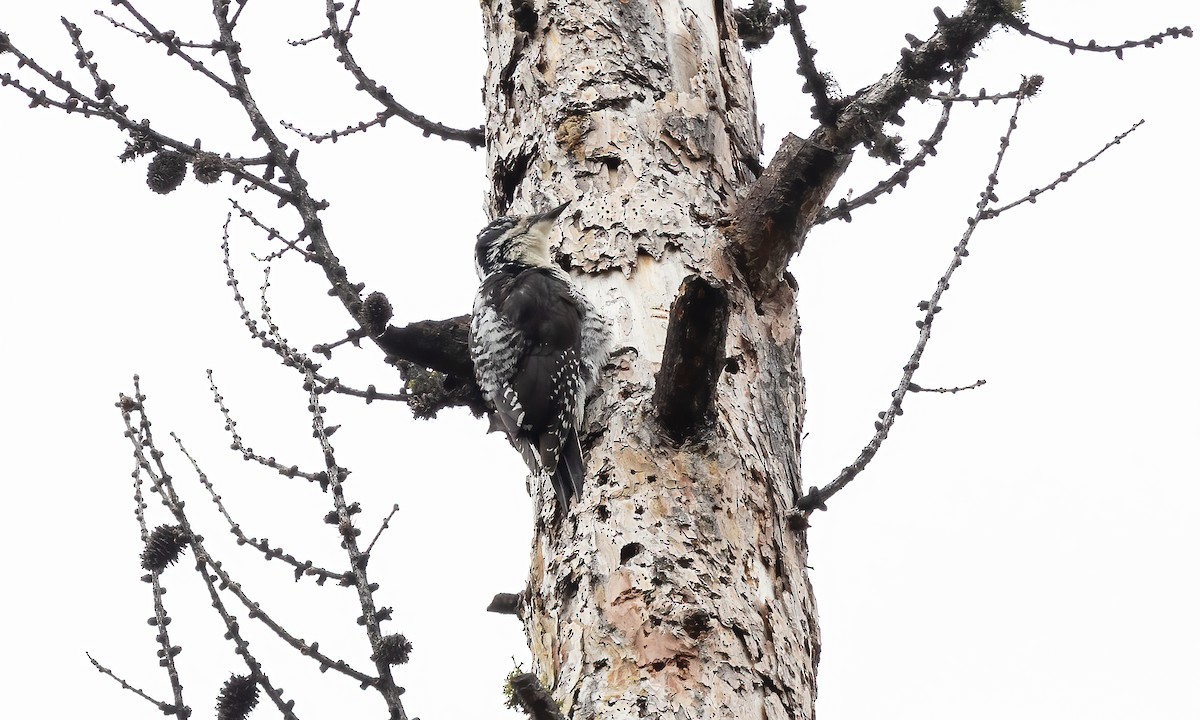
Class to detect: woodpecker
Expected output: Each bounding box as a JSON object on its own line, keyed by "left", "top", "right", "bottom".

{"left": 469, "top": 202, "right": 610, "bottom": 510}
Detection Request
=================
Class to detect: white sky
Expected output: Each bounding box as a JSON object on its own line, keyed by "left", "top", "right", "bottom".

{"left": 1, "top": 1, "right": 1197, "bottom": 719}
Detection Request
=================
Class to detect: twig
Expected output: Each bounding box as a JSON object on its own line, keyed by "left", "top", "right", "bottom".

{"left": 106, "top": 3, "right": 237, "bottom": 94}
{"left": 0, "top": 71, "right": 102, "bottom": 114}
{"left": 229, "top": 0, "right": 249, "bottom": 30}
{"left": 220, "top": 219, "right": 408, "bottom": 405}
{"left": 982, "top": 121, "right": 1143, "bottom": 221}
{"left": 4, "top": 12, "right": 476, "bottom": 399}
{"left": 61, "top": 18, "right": 125, "bottom": 110}
{"left": 734, "top": 0, "right": 1018, "bottom": 297}
{"left": 1005, "top": 19, "right": 1192, "bottom": 60}
{"left": 207, "top": 370, "right": 326, "bottom": 484}
{"left": 288, "top": 30, "right": 331, "bottom": 48}
{"left": 343, "top": 0, "right": 366, "bottom": 35}
{"left": 364, "top": 504, "right": 400, "bottom": 557}
{"left": 86, "top": 653, "right": 181, "bottom": 716}
{"left": 231, "top": 200, "right": 316, "bottom": 262}
{"left": 312, "top": 328, "right": 370, "bottom": 357}
{"left": 817, "top": 66, "right": 965, "bottom": 225}
{"left": 281, "top": 110, "right": 397, "bottom": 145}
{"left": 122, "top": 377, "right": 301, "bottom": 720}
{"left": 931, "top": 74, "right": 1043, "bottom": 105}
{"left": 93, "top": 10, "right": 218, "bottom": 49}
{"left": 909, "top": 379, "right": 987, "bottom": 394}
{"left": 302, "top": 366, "right": 409, "bottom": 718}
{"left": 122, "top": 396, "right": 188, "bottom": 718}
{"left": 798, "top": 88, "right": 1031, "bottom": 515}
{"left": 124, "top": 380, "right": 373, "bottom": 692}
{"left": 321, "top": 0, "right": 485, "bottom": 148}
{"left": 320, "top": 378, "right": 409, "bottom": 404}
{"left": 172, "top": 430, "right": 349, "bottom": 585}
{"left": 782, "top": 0, "right": 836, "bottom": 126}
{"left": 0, "top": 24, "right": 294, "bottom": 198}
{"left": 199, "top": 539, "right": 376, "bottom": 684}
{"left": 208, "top": 1, "right": 371, "bottom": 341}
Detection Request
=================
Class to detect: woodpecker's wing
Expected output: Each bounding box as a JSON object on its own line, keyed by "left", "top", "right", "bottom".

{"left": 470, "top": 267, "right": 587, "bottom": 508}
{"left": 470, "top": 279, "right": 534, "bottom": 460}
{"left": 470, "top": 267, "right": 583, "bottom": 441}
{"left": 497, "top": 268, "right": 584, "bottom": 434}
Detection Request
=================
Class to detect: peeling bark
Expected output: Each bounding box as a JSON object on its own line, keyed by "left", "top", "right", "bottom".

{"left": 472, "top": 2, "right": 1019, "bottom": 714}
{"left": 483, "top": 2, "right": 816, "bottom": 717}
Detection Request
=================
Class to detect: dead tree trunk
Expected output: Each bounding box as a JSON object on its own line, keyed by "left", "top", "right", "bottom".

{"left": 484, "top": 2, "right": 820, "bottom": 716}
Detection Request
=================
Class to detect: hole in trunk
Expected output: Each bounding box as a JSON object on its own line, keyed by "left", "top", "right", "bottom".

{"left": 620, "top": 542, "right": 643, "bottom": 564}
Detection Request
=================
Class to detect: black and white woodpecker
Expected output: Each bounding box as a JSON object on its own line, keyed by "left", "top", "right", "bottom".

{"left": 469, "top": 202, "right": 610, "bottom": 510}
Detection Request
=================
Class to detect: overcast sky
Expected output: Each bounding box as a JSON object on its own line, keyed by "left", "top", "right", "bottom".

{"left": 1, "top": 2, "right": 1197, "bottom": 719}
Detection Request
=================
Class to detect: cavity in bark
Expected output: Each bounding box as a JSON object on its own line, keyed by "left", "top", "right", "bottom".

{"left": 653, "top": 276, "right": 731, "bottom": 443}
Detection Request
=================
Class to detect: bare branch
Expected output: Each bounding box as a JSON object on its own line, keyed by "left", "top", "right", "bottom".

{"left": 206, "top": 368, "right": 325, "bottom": 483}
{"left": 122, "top": 378, "right": 301, "bottom": 720}
{"left": 1005, "top": 18, "right": 1192, "bottom": 59}
{"left": 228, "top": 0, "right": 250, "bottom": 30}
{"left": 312, "top": 328, "right": 371, "bottom": 358}
{"left": 364, "top": 504, "right": 401, "bottom": 557}
{"left": 983, "top": 120, "right": 1143, "bottom": 220}
{"left": 124, "top": 409, "right": 188, "bottom": 717}
{"left": 207, "top": 0, "right": 365, "bottom": 328}
{"left": 124, "top": 402, "right": 377, "bottom": 689}
{"left": 281, "top": 109, "right": 397, "bottom": 145}
{"left": 931, "top": 74, "right": 1043, "bottom": 105}
{"left": 324, "top": 378, "right": 410, "bottom": 405}
{"left": 782, "top": 1, "right": 837, "bottom": 126}
{"left": 5, "top": 12, "right": 477, "bottom": 402}
{"left": 231, "top": 200, "right": 317, "bottom": 263}
{"left": 302, "top": 367, "right": 409, "bottom": 718}
{"left": 321, "top": 0, "right": 485, "bottom": 148}
{"left": 730, "top": 134, "right": 851, "bottom": 296}
{"left": 0, "top": 23, "right": 292, "bottom": 197}
{"left": 86, "top": 653, "right": 182, "bottom": 717}
{"left": 377, "top": 316, "right": 475, "bottom": 379}
{"left": 197, "top": 530, "right": 377, "bottom": 685}
{"left": 822, "top": 1, "right": 1015, "bottom": 152}
{"left": 909, "top": 379, "right": 987, "bottom": 394}
{"left": 93, "top": 9, "right": 218, "bottom": 49}
{"left": 817, "top": 66, "right": 966, "bottom": 225}
{"left": 734, "top": 0, "right": 1017, "bottom": 296}
{"left": 106, "top": 3, "right": 237, "bottom": 94}
{"left": 172, "top": 430, "right": 350, "bottom": 586}
{"left": 343, "top": 0, "right": 366, "bottom": 35}
{"left": 221, "top": 221, "right": 422, "bottom": 411}
{"left": 799, "top": 87, "right": 1032, "bottom": 515}
{"left": 221, "top": 221, "right": 393, "bottom": 402}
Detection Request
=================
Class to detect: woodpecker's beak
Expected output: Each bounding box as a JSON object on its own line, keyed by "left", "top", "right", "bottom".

{"left": 527, "top": 202, "right": 571, "bottom": 241}
{"left": 534, "top": 202, "right": 570, "bottom": 223}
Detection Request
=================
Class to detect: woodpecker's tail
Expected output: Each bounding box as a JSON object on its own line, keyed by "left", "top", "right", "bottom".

{"left": 549, "top": 425, "right": 586, "bottom": 511}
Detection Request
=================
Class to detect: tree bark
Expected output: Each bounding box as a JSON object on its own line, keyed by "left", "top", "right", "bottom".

{"left": 483, "top": 2, "right": 819, "bottom": 717}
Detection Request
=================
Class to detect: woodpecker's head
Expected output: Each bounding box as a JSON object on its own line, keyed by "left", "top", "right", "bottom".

{"left": 475, "top": 202, "right": 570, "bottom": 278}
